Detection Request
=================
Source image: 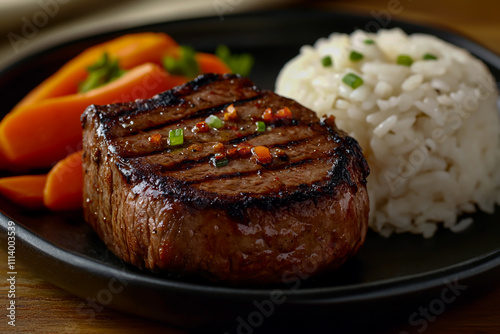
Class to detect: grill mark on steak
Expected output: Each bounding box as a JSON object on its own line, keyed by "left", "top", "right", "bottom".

{"left": 109, "top": 93, "right": 316, "bottom": 159}
{"left": 115, "top": 96, "right": 262, "bottom": 139}
{"left": 191, "top": 158, "right": 336, "bottom": 195}
{"left": 111, "top": 121, "right": 314, "bottom": 159}
{"left": 160, "top": 136, "right": 334, "bottom": 182}
{"left": 126, "top": 129, "right": 316, "bottom": 173}
{"left": 162, "top": 155, "right": 326, "bottom": 185}
{"left": 101, "top": 77, "right": 263, "bottom": 138}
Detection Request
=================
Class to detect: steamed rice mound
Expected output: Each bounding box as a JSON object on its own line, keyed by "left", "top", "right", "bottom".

{"left": 276, "top": 28, "right": 500, "bottom": 238}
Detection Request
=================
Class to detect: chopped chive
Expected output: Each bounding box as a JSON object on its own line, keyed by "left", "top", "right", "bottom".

{"left": 169, "top": 129, "right": 184, "bottom": 146}
{"left": 364, "top": 39, "right": 375, "bottom": 45}
{"left": 423, "top": 53, "right": 438, "bottom": 60}
{"left": 205, "top": 115, "right": 223, "bottom": 129}
{"left": 213, "top": 157, "right": 229, "bottom": 168}
{"left": 349, "top": 51, "right": 364, "bottom": 62}
{"left": 342, "top": 73, "right": 364, "bottom": 89}
{"left": 256, "top": 121, "right": 266, "bottom": 132}
{"left": 397, "top": 54, "right": 413, "bottom": 66}
{"left": 321, "top": 55, "right": 333, "bottom": 67}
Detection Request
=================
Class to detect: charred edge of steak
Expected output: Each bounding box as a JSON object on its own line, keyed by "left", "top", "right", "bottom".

{"left": 321, "top": 115, "right": 370, "bottom": 185}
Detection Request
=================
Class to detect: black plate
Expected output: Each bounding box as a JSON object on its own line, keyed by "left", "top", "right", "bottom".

{"left": 0, "top": 9, "right": 499, "bottom": 332}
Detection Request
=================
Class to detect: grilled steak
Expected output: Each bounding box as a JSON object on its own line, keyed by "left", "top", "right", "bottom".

{"left": 81, "top": 73, "right": 370, "bottom": 284}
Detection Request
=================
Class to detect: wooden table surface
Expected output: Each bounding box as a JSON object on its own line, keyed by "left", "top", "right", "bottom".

{"left": 1, "top": 0, "right": 500, "bottom": 333}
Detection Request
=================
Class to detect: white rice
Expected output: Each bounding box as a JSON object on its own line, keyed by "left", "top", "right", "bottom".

{"left": 276, "top": 28, "right": 500, "bottom": 238}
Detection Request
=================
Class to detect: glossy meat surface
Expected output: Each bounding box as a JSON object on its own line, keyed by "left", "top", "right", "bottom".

{"left": 81, "top": 74, "right": 370, "bottom": 284}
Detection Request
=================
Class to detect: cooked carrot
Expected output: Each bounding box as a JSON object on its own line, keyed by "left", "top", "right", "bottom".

{"left": 43, "top": 151, "right": 83, "bottom": 211}
{"left": 196, "top": 52, "right": 232, "bottom": 74}
{"left": 0, "top": 139, "right": 41, "bottom": 172}
{"left": 0, "top": 63, "right": 187, "bottom": 169}
{"left": 0, "top": 150, "right": 15, "bottom": 171}
{"left": 0, "top": 175, "right": 47, "bottom": 209}
{"left": 13, "top": 33, "right": 178, "bottom": 111}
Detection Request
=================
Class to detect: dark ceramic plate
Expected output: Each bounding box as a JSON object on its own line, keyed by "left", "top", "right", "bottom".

{"left": 0, "top": 9, "right": 499, "bottom": 332}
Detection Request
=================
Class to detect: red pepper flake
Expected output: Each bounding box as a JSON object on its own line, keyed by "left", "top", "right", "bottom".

{"left": 237, "top": 144, "right": 252, "bottom": 157}
{"left": 148, "top": 133, "right": 162, "bottom": 145}
{"left": 214, "top": 152, "right": 227, "bottom": 160}
{"left": 193, "top": 121, "right": 210, "bottom": 133}
{"left": 188, "top": 143, "right": 203, "bottom": 152}
{"left": 224, "top": 104, "right": 239, "bottom": 121}
{"left": 227, "top": 147, "right": 238, "bottom": 157}
{"left": 213, "top": 142, "right": 224, "bottom": 152}
{"left": 252, "top": 146, "right": 272, "bottom": 164}
{"left": 262, "top": 108, "right": 274, "bottom": 122}
{"left": 275, "top": 107, "right": 293, "bottom": 119}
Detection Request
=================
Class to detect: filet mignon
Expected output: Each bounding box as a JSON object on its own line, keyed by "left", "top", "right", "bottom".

{"left": 81, "top": 73, "right": 370, "bottom": 284}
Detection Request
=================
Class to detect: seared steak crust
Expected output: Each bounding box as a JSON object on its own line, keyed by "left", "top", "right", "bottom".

{"left": 82, "top": 74, "right": 370, "bottom": 284}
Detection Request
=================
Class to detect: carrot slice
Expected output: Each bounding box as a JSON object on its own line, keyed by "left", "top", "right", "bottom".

{"left": 13, "top": 33, "right": 178, "bottom": 111}
{"left": 196, "top": 52, "right": 232, "bottom": 74}
{"left": 0, "top": 63, "right": 187, "bottom": 169}
{"left": 0, "top": 150, "right": 15, "bottom": 171}
{"left": 0, "top": 175, "right": 47, "bottom": 209}
{"left": 43, "top": 150, "right": 83, "bottom": 211}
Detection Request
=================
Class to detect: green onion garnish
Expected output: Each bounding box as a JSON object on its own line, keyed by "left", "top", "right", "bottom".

{"left": 397, "top": 54, "right": 413, "bottom": 66}
{"left": 364, "top": 39, "right": 375, "bottom": 45}
{"left": 342, "top": 73, "right": 364, "bottom": 89}
{"left": 169, "top": 129, "right": 184, "bottom": 146}
{"left": 349, "top": 51, "right": 364, "bottom": 61}
{"left": 163, "top": 45, "right": 200, "bottom": 79}
{"left": 256, "top": 121, "right": 266, "bottom": 132}
{"left": 79, "top": 53, "right": 126, "bottom": 93}
{"left": 215, "top": 45, "right": 254, "bottom": 77}
{"left": 321, "top": 55, "right": 333, "bottom": 67}
{"left": 205, "top": 115, "right": 223, "bottom": 129}
{"left": 423, "top": 53, "right": 438, "bottom": 60}
{"left": 213, "top": 157, "right": 229, "bottom": 168}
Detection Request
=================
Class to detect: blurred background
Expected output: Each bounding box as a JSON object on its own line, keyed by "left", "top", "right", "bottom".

{"left": 0, "top": 0, "right": 499, "bottom": 68}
